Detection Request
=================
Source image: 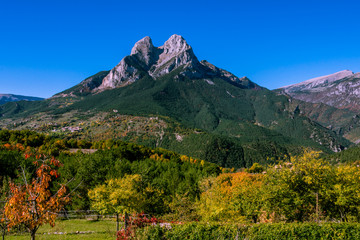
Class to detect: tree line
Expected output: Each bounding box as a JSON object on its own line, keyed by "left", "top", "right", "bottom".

{"left": 1, "top": 130, "right": 360, "bottom": 239}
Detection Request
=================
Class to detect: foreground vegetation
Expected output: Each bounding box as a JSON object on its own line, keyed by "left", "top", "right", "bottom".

{"left": 136, "top": 222, "right": 360, "bottom": 240}
{"left": 5, "top": 219, "right": 115, "bottom": 240}
{"left": 5, "top": 220, "right": 360, "bottom": 240}
{"left": 1, "top": 130, "right": 360, "bottom": 239}
{"left": 4, "top": 219, "right": 360, "bottom": 240}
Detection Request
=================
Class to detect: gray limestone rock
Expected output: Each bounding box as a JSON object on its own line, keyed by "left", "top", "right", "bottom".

{"left": 93, "top": 34, "right": 254, "bottom": 92}
{"left": 130, "top": 36, "right": 159, "bottom": 68}
{"left": 149, "top": 34, "right": 199, "bottom": 77}
{"left": 98, "top": 57, "right": 141, "bottom": 90}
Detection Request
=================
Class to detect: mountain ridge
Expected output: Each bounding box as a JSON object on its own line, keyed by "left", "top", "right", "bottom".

{"left": 55, "top": 34, "right": 259, "bottom": 97}
{"left": 280, "top": 70, "right": 354, "bottom": 90}
{"left": 277, "top": 70, "right": 360, "bottom": 111}
{"left": 0, "top": 94, "right": 44, "bottom": 105}
{"left": 276, "top": 70, "right": 360, "bottom": 144}
{"left": 0, "top": 35, "right": 352, "bottom": 167}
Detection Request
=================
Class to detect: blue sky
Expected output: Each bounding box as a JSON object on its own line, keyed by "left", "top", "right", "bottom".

{"left": 1, "top": 0, "right": 360, "bottom": 98}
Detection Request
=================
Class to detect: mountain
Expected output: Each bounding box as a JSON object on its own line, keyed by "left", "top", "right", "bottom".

{"left": 276, "top": 70, "right": 360, "bottom": 144}
{"left": 0, "top": 94, "right": 44, "bottom": 105}
{"left": 278, "top": 70, "right": 360, "bottom": 111}
{"left": 0, "top": 35, "right": 351, "bottom": 167}
{"left": 55, "top": 35, "right": 259, "bottom": 97}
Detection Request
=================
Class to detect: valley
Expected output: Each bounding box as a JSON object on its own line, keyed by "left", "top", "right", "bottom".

{"left": 1, "top": 35, "right": 360, "bottom": 240}
{"left": 0, "top": 35, "right": 353, "bottom": 168}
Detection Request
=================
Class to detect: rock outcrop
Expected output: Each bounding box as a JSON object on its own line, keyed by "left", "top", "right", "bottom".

{"left": 149, "top": 34, "right": 199, "bottom": 77}
{"left": 98, "top": 34, "right": 200, "bottom": 91}
{"left": 130, "top": 36, "right": 159, "bottom": 68}
{"left": 98, "top": 57, "right": 142, "bottom": 90}
{"left": 92, "top": 34, "right": 256, "bottom": 92}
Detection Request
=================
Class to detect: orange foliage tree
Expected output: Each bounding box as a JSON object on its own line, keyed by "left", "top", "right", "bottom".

{"left": 4, "top": 156, "right": 69, "bottom": 240}
{"left": 1, "top": 177, "right": 10, "bottom": 240}
{"left": 0, "top": 200, "right": 7, "bottom": 240}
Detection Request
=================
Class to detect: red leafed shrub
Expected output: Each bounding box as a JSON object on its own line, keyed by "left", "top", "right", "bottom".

{"left": 116, "top": 212, "right": 163, "bottom": 240}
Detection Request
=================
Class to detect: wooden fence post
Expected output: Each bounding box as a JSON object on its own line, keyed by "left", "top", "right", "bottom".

{"left": 124, "top": 212, "right": 129, "bottom": 230}
{"left": 116, "top": 213, "right": 119, "bottom": 232}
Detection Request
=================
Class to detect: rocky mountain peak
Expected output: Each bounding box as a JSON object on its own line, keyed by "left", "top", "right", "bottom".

{"left": 150, "top": 34, "right": 198, "bottom": 77}
{"left": 160, "top": 34, "right": 191, "bottom": 58}
{"left": 130, "top": 36, "right": 158, "bottom": 66}
{"left": 74, "top": 34, "right": 254, "bottom": 92}
{"left": 130, "top": 36, "right": 153, "bottom": 55}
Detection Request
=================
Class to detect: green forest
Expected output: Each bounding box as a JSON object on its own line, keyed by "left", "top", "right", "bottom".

{"left": 1, "top": 130, "right": 360, "bottom": 240}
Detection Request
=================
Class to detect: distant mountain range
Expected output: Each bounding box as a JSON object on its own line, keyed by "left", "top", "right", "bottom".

{"left": 0, "top": 94, "right": 44, "bottom": 105}
{"left": 0, "top": 35, "right": 355, "bottom": 167}
{"left": 278, "top": 70, "right": 360, "bottom": 111}
{"left": 276, "top": 70, "right": 360, "bottom": 144}
{"left": 275, "top": 70, "right": 360, "bottom": 144}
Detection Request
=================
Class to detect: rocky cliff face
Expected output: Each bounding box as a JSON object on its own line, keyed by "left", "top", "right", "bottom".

{"left": 97, "top": 34, "right": 199, "bottom": 91}
{"left": 69, "top": 34, "right": 258, "bottom": 94}
{"left": 130, "top": 36, "right": 159, "bottom": 68}
{"left": 149, "top": 34, "right": 199, "bottom": 77}
{"left": 279, "top": 70, "right": 360, "bottom": 111}
{"left": 98, "top": 34, "right": 200, "bottom": 90}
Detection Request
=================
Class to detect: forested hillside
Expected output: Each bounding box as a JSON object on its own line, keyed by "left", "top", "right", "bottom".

{"left": 0, "top": 35, "right": 352, "bottom": 169}
{"left": 1, "top": 130, "right": 359, "bottom": 224}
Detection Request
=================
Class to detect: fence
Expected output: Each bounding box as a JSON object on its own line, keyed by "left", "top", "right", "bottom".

{"left": 56, "top": 210, "right": 151, "bottom": 221}
{"left": 56, "top": 210, "right": 115, "bottom": 220}
{"left": 1, "top": 205, "right": 155, "bottom": 235}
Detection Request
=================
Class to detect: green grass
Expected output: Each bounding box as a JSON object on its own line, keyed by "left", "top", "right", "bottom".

{"left": 6, "top": 233, "right": 115, "bottom": 240}
{"left": 5, "top": 219, "right": 117, "bottom": 240}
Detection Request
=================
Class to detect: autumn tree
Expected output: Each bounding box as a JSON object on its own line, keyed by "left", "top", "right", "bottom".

{"left": 330, "top": 164, "right": 360, "bottom": 221}
{"left": 264, "top": 150, "right": 334, "bottom": 222}
{"left": 166, "top": 193, "right": 199, "bottom": 221}
{"left": 4, "top": 156, "right": 69, "bottom": 240}
{"left": 197, "top": 172, "right": 264, "bottom": 223}
{"left": 0, "top": 200, "right": 7, "bottom": 240}
{"left": 0, "top": 177, "right": 10, "bottom": 240}
{"left": 88, "top": 174, "right": 145, "bottom": 231}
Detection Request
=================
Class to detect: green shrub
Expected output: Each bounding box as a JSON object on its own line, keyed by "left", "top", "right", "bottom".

{"left": 136, "top": 222, "right": 360, "bottom": 240}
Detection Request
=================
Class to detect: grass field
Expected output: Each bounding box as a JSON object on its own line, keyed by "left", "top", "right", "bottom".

{"left": 5, "top": 218, "right": 360, "bottom": 240}
{"left": 5, "top": 219, "right": 118, "bottom": 240}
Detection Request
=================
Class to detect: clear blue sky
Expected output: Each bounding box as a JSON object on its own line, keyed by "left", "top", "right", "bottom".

{"left": 1, "top": 0, "right": 360, "bottom": 98}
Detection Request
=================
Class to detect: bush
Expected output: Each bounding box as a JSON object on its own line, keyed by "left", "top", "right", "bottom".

{"left": 136, "top": 222, "right": 360, "bottom": 240}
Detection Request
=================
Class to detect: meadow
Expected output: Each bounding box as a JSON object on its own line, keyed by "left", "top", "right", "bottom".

{"left": 5, "top": 219, "right": 116, "bottom": 240}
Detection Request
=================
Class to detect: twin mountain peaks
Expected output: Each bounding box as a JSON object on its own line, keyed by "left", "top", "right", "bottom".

{"left": 1, "top": 34, "right": 360, "bottom": 167}
{"left": 56, "top": 34, "right": 257, "bottom": 97}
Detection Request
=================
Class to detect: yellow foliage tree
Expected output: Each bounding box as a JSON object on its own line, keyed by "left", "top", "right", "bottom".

{"left": 88, "top": 174, "right": 145, "bottom": 231}
{"left": 197, "top": 172, "right": 264, "bottom": 222}
{"left": 331, "top": 164, "right": 360, "bottom": 221}
{"left": 264, "top": 150, "right": 334, "bottom": 222}
{"left": 88, "top": 174, "right": 144, "bottom": 214}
